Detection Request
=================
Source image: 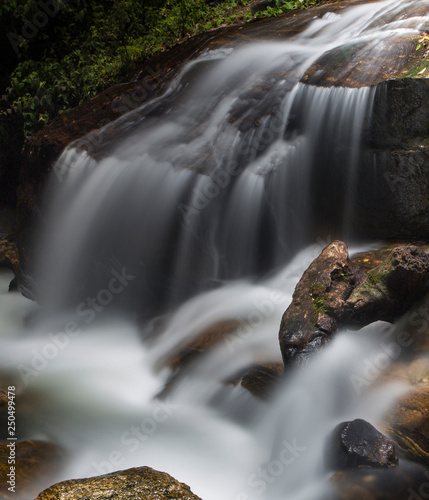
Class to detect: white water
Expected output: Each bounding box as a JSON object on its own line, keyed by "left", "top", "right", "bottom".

{"left": 38, "top": 0, "right": 429, "bottom": 313}
{"left": 0, "top": 246, "right": 408, "bottom": 499}
{"left": 3, "top": 0, "right": 429, "bottom": 498}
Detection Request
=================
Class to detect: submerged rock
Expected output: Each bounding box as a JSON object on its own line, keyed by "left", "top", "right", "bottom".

{"left": 330, "top": 460, "right": 429, "bottom": 500}
{"left": 35, "top": 466, "right": 203, "bottom": 500}
{"left": 229, "top": 362, "right": 284, "bottom": 400}
{"left": 279, "top": 241, "right": 429, "bottom": 367}
{"left": 326, "top": 419, "right": 398, "bottom": 470}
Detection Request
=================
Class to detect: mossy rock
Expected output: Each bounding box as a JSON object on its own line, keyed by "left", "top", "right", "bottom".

{"left": 35, "top": 466, "right": 203, "bottom": 500}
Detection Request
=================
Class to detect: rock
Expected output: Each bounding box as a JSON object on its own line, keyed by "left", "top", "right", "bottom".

{"left": 302, "top": 33, "right": 426, "bottom": 88}
{"left": 383, "top": 385, "right": 429, "bottom": 467}
{"left": 156, "top": 320, "right": 242, "bottom": 398}
{"left": 346, "top": 245, "right": 429, "bottom": 327}
{"left": 370, "top": 79, "right": 429, "bottom": 150}
{"left": 279, "top": 242, "right": 429, "bottom": 367}
{"left": 164, "top": 320, "right": 241, "bottom": 370}
{"left": 279, "top": 241, "right": 365, "bottom": 366}
{"left": 35, "top": 466, "right": 203, "bottom": 500}
{"left": 330, "top": 460, "right": 429, "bottom": 500}
{"left": 0, "top": 440, "right": 64, "bottom": 499}
{"left": 326, "top": 419, "right": 398, "bottom": 470}
{"left": 0, "top": 236, "right": 19, "bottom": 274}
{"left": 229, "top": 362, "right": 284, "bottom": 400}
{"left": 354, "top": 79, "right": 429, "bottom": 241}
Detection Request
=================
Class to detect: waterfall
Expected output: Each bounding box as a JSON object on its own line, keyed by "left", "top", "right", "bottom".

{"left": 38, "top": 0, "right": 429, "bottom": 312}
{"left": 3, "top": 0, "right": 429, "bottom": 498}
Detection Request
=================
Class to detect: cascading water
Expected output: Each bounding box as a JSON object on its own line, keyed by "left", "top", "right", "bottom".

{"left": 3, "top": 0, "right": 429, "bottom": 499}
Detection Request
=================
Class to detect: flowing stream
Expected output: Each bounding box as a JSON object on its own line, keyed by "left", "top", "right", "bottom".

{"left": 2, "top": 0, "right": 429, "bottom": 498}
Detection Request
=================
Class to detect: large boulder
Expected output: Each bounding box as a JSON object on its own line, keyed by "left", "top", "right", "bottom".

{"left": 279, "top": 242, "right": 429, "bottom": 367}
{"left": 279, "top": 241, "right": 365, "bottom": 366}
{"left": 35, "top": 466, "right": 202, "bottom": 500}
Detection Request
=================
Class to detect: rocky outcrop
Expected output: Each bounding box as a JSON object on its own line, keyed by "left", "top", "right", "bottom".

{"left": 279, "top": 241, "right": 365, "bottom": 366}
{"left": 279, "top": 242, "right": 429, "bottom": 367}
{"left": 0, "top": 440, "right": 64, "bottom": 499}
{"left": 326, "top": 419, "right": 398, "bottom": 470}
{"left": 35, "top": 466, "right": 202, "bottom": 500}
{"left": 354, "top": 79, "right": 429, "bottom": 241}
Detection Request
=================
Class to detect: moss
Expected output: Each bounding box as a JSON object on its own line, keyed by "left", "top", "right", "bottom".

{"left": 331, "top": 267, "right": 349, "bottom": 281}
{"left": 311, "top": 281, "right": 328, "bottom": 324}
{"left": 366, "top": 271, "right": 383, "bottom": 286}
{"left": 312, "top": 295, "right": 328, "bottom": 315}
{"left": 400, "top": 59, "right": 429, "bottom": 79}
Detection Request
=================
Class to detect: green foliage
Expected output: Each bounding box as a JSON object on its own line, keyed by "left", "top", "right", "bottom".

{"left": 0, "top": 0, "right": 323, "bottom": 136}
{"left": 253, "top": 0, "right": 321, "bottom": 17}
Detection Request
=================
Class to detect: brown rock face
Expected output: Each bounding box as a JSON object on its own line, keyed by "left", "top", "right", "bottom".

{"left": 326, "top": 419, "right": 398, "bottom": 470}
{"left": 279, "top": 242, "right": 429, "bottom": 367}
{"left": 383, "top": 385, "right": 429, "bottom": 467}
{"left": 35, "top": 466, "right": 203, "bottom": 500}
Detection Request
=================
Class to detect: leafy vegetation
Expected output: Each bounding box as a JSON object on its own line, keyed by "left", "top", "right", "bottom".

{"left": 0, "top": 0, "right": 323, "bottom": 136}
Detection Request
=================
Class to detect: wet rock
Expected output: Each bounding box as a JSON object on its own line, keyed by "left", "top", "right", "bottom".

{"left": 326, "top": 419, "right": 398, "bottom": 470}
{"left": 157, "top": 320, "right": 242, "bottom": 398}
{"left": 165, "top": 320, "right": 241, "bottom": 370}
{"left": 383, "top": 385, "right": 429, "bottom": 467}
{"left": 279, "top": 240, "right": 365, "bottom": 367}
{"left": 0, "top": 236, "right": 18, "bottom": 274}
{"left": 350, "top": 245, "right": 406, "bottom": 270}
{"left": 370, "top": 79, "right": 429, "bottom": 150}
{"left": 346, "top": 245, "right": 429, "bottom": 327}
{"left": 0, "top": 440, "right": 64, "bottom": 499}
{"left": 35, "top": 466, "right": 203, "bottom": 500}
{"left": 302, "top": 33, "right": 426, "bottom": 88}
{"left": 279, "top": 242, "right": 429, "bottom": 367}
{"left": 330, "top": 460, "right": 429, "bottom": 500}
{"left": 354, "top": 79, "right": 429, "bottom": 241}
{"left": 229, "top": 362, "right": 284, "bottom": 400}
{"left": 279, "top": 241, "right": 429, "bottom": 366}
